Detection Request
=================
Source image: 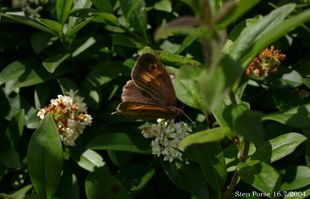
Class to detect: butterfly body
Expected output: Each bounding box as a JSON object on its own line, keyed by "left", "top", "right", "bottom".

{"left": 113, "top": 53, "right": 183, "bottom": 120}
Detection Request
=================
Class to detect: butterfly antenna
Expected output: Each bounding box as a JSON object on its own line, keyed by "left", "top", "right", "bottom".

{"left": 181, "top": 110, "right": 195, "bottom": 125}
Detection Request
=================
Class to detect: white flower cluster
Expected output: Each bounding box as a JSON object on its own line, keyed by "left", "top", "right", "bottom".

{"left": 141, "top": 120, "right": 191, "bottom": 162}
{"left": 37, "top": 90, "right": 92, "bottom": 146}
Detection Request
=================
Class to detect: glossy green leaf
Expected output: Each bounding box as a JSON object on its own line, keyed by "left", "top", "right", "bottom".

{"left": 251, "top": 133, "right": 307, "bottom": 163}
{"left": 72, "top": 37, "right": 96, "bottom": 57}
{"left": 154, "top": 0, "right": 172, "bottom": 12}
{"left": 0, "top": 14, "right": 57, "bottom": 36}
{"left": 0, "top": 184, "right": 32, "bottom": 199}
{"left": 280, "top": 70, "right": 303, "bottom": 87}
{"left": 167, "top": 67, "right": 205, "bottom": 110}
{"left": 76, "top": 149, "right": 105, "bottom": 172}
{"left": 42, "top": 54, "right": 70, "bottom": 73}
{"left": 2, "top": 60, "right": 63, "bottom": 92}
{"left": 83, "top": 61, "right": 123, "bottom": 88}
{"left": 35, "top": 19, "right": 62, "bottom": 35}
{"left": 87, "top": 133, "right": 151, "bottom": 154}
{"left": 93, "top": 12, "right": 120, "bottom": 26}
{"left": 263, "top": 104, "right": 310, "bottom": 129}
{"left": 31, "top": 32, "right": 58, "bottom": 54}
{"left": 140, "top": 48, "right": 203, "bottom": 68}
{"left": 27, "top": 113, "right": 63, "bottom": 199}
{"left": 66, "top": 17, "right": 95, "bottom": 37}
{"left": 179, "top": 127, "right": 228, "bottom": 149}
{"left": 91, "top": 0, "right": 113, "bottom": 13}
{"left": 238, "top": 160, "right": 281, "bottom": 193}
{"left": 162, "top": 161, "right": 210, "bottom": 199}
{"left": 85, "top": 165, "right": 131, "bottom": 199}
{"left": 56, "top": 0, "right": 73, "bottom": 24}
{"left": 280, "top": 166, "right": 310, "bottom": 191}
{"left": 242, "top": 6, "right": 310, "bottom": 65}
{"left": 229, "top": 4, "right": 295, "bottom": 63}
{"left": 119, "top": 0, "right": 148, "bottom": 39}
{"left": 176, "top": 32, "right": 200, "bottom": 54}
{"left": 223, "top": 103, "right": 264, "bottom": 146}
{"left": 0, "top": 61, "right": 25, "bottom": 84}
{"left": 187, "top": 143, "right": 227, "bottom": 198}
{"left": 215, "top": 0, "right": 261, "bottom": 29}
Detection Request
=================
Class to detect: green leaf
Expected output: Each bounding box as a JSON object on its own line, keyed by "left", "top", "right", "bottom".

{"left": 35, "top": 18, "right": 62, "bottom": 35}
{"left": 91, "top": 0, "right": 113, "bottom": 13}
{"left": 0, "top": 148, "right": 21, "bottom": 168}
{"left": 118, "top": 165, "right": 155, "bottom": 192}
{"left": 85, "top": 165, "right": 131, "bottom": 199}
{"left": 200, "top": 55, "right": 243, "bottom": 110}
{"left": 175, "top": 32, "right": 200, "bottom": 54}
{"left": 280, "top": 166, "right": 310, "bottom": 191}
{"left": 0, "top": 14, "right": 58, "bottom": 36}
{"left": 139, "top": 48, "right": 203, "bottom": 68}
{"left": 251, "top": 133, "right": 307, "bottom": 163}
{"left": 215, "top": 0, "right": 261, "bottom": 29}
{"left": 162, "top": 161, "right": 210, "bottom": 199}
{"left": 119, "top": 0, "right": 148, "bottom": 40}
{"left": 5, "top": 110, "right": 25, "bottom": 149}
{"left": 31, "top": 32, "right": 58, "bottom": 54}
{"left": 66, "top": 17, "right": 95, "bottom": 37}
{"left": 112, "top": 33, "right": 143, "bottom": 48}
{"left": 75, "top": 149, "right": 105, "bottom": 172}
{"left": 229, "top": 4, "right": 296, "bottom": 63}
{"left": 42, "top": 53, "right": 71, "bottom": 73}
{"left": 223, "top": 103, "right": 265, "bottom": 146}
{"left": 238, "top": 160, "right": 281, "bottom": 193}
{"left": 167, "top": 66, "right": 205, "bottom": 110}
{"left": 27, "top": 113, "right": 63, "bottom": 199}
{"left": 2, "top": 60, "right": 63, "bottom": 92}
{"left": 263, "top": 104, "right": 310, "bottom": 129}
{"left": 154, "top": 0, "right": 172, "bottom": 12}
{"left": 83, "top": 61, "right": 123, "bottom": 88}
{"left": 242, "top": 6, "right": 310, "bottom": 65}
{"left": 72, "top": 37, "right": 96, "bottom": 57}
{"left": 180, "top": 0, "right": 204, "bottom": 18}
{"left": 0, "top": 61, "right": 25, "bottom": 84}
{"left": 179, "top": 127, "right": 228, "bottom": 149}
{"left": 280, "top": 70, "right": 303, "bottom": 87}
{"left": 187, "top": 143, "right": 227, "bottom": 198}
{"left": 93, "top": 12, "right": 120, "bottom": 26}
{"left": 56, "top": 0, "right": 74, "bottom": 24}
{"left": 1, "top": 184, "right": 33, "bottom": 199}
{"left": 0, "top": 88, "right": 10, "bottom": 118}
{"left": 87, "top": 133, "right": 151, "bottom": 154}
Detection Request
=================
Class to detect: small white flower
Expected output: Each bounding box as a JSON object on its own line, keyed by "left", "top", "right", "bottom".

{"left": 141, "top": 120, "right": 190, "bottom": 162}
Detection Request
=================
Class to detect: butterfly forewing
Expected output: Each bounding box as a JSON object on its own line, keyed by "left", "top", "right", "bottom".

{"left": 113, "top": 53, "right": 183, "bottom": 120}
{"left": 131, "top": 53, "right": 177, "bottom": 106}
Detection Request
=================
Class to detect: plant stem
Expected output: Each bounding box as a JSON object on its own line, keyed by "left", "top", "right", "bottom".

{"left": 223, "top": 139, "right": 250, "bottom": 199}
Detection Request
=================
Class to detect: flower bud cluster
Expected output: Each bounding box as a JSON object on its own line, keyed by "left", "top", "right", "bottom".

{"left": 37, "top": 90, "right": 92, "bottom": 146}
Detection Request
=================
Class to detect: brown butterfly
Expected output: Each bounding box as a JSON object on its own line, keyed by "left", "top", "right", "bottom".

{"left": 112, "top": 53, "right": 184, "bottom": 120}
